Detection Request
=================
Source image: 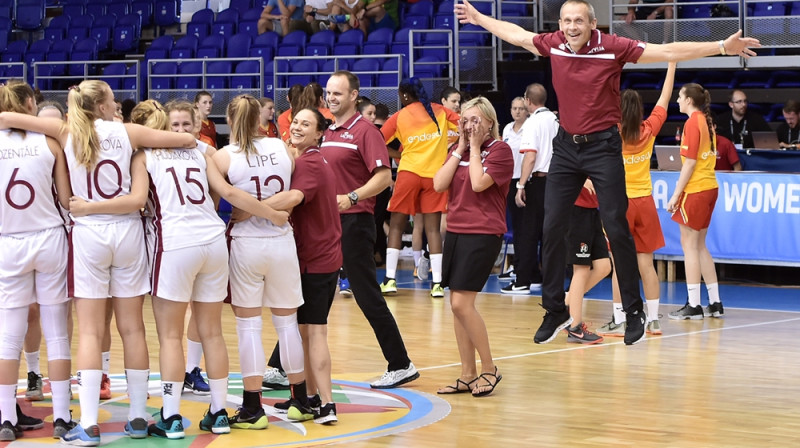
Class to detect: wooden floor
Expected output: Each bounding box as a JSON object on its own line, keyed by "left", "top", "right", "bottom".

{"left": 26, "top": 278, "right": 800, "bottom": 447}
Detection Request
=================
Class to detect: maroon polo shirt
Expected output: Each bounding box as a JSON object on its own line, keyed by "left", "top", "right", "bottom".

{"left": 290, "top": 148, "right": 343, "bottom": 274}
{"left": 533, "top": 30, "right": 646, "bottom": 135}
{"left": 446, "top": 139, "right": 514, "bottom": 235}
{"left": 320, "top": 112, "right": 391, "bottom": 215}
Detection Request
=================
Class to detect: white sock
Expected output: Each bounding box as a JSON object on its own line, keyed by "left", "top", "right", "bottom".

{"left": 78, "top": 369, "right": 103, "bottom": 427}
{"left": 0, "top": 384, "right": 18, "bottom": 426}
{"left": 50, "top": 379, "right": 72, "bottom": 422}
{"left": 208, "top": 378, "right": 228, "bottom": 414}
{"left": 101, "top": 351, "right": 110, "bottom": 375}
{"left": 646, "top": 299, "right": 660, "bottom": 322}
{"left": 186, "top": 339, "right": 203, "bottom": 373}
{"left": 24, "top": 351, "right": 41, "bottom": 375}
{"left": 687, "top": 283, "right": 701, "bottom": 307}
{"left": 161, "top": 381, "right": 183, "bottom": 419}
{"left": 385, "top": 248, "right": 400, "bottom": 279}
{"left": 126, "top": 369, "right": 150, "bottom": 421}
{"left": 613, "top": 303, "right": 626, "bottom": 324}
{"left": 430, "top": 253, "right": 443, "bottom": 283}
{"left": 706, "top": 283, "right": 720, "bottom": 304}
{"left": 413, "top": 250, "right": 421, "bottom": 267}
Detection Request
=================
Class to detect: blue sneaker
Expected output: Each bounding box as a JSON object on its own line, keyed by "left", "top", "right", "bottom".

{"left": 199, "top": 407, "right": 230, "bottom": 434}
{"left": 338, "top": 277, "right": 352, "bottom": 296}
{"left": 124, "top": 417, "right": 148, "bottom": 439}
{"left": 147, "top": 410, "right": 184, "bottom": 439}
{"left": 184, "top": 367, "right": 210, "bottom": 395}
{"left": 60, "top": 423, "right": 101, "bottom": 446}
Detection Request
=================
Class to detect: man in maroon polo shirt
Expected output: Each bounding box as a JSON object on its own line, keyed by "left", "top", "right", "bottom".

{"left": 455, "top": 0, "right": 760, "bottom": 346}
{"left": 320, "top": 70, "right": 419, "bottom": 389}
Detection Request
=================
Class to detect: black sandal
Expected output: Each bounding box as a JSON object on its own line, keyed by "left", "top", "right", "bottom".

{"left": 437, "top": 377, "right": 477, "bottom": 395}
{"left": 471, "top": 367, "right": 502, "bottom": 397}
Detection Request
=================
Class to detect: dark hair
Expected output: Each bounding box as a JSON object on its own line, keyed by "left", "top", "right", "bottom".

{"left": 332, "top": 70, "right": 360, "bottom": 92}
{"left": 682, "top": 83, "right": 715, "bottom": 151}
{"left": 294, "top": 107, "right": 328, "bottom": 145}
{"left": 783, "top": 100, "right": 800, "bottom": 114}
{"left": 374, "top": 103, "right": 390, "bottom": 121}
{"left": 619, "top": 89, "right": 643, "bottom": 144}
{"left": 439, "top": 86, "right": 460, "bottom": 103}
{"left": 524, "top": 83, "right": 547, "bottom": 105}
{"left": 33, "top": 87, "right": 44, "bottom": 105}
{"left": 121, "top": 98, "right": 136, "bottom": 122}
{"left": 399, "top": 77, "right": 439, "bottom": 134}
{"left": 727, "top": 89, "right": 745, "bottom": 102}
{"left": 357, "top": 96, "right": 373, "bottom": 114}
{"left": 287, "top": 84, "right": 304, "bottom": 103}
{"left": 291, "top": 83, "right": 323, "bottom": 121}
{"left": 193, "top": 90, "right": 212, "bottom": 103}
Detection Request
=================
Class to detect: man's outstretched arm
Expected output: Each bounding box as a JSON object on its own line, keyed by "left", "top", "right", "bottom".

{"left": 638, "top": 30, "right": 760, "bottom": 63}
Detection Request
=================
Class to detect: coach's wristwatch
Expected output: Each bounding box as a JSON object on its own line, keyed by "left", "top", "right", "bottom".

{"left": 347, "top": 191, "right": 359, "bottom": 205}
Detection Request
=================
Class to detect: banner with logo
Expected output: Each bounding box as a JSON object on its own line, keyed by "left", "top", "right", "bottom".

{"left": 651, "top": 171, "right": 800, "bottom": 265}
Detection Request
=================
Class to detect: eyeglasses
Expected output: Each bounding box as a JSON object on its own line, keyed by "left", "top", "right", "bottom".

{"left": 732, "top": 99, "right": 748, "bottom": 104}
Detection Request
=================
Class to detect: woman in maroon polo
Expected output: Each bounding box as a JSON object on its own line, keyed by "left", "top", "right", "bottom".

{"left": 433, "top": 97, "right": 513, "bottom": 398}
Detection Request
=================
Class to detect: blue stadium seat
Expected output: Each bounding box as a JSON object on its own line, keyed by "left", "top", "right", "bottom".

{"left": 197, "top": 34, "right": 225, "bottom": 58}
{"left": 272, "top": 59, "right": 289, "bottom": 88}
{"left": 352, "top": 58, "right": 379, "bottom": 87}
{"left": 405, "top": 15, "right": 430, "bottom": 29}
{"left": 67, "top": 14, "right": 94, "bottom": 43}
{"left": 277, "top": 29, "right": 307, "bottom": 56}
{"left": 363, "top": 27, "right": 392, "bottom": 54}
{"left": 145, "top": 35, "right": 173, "bottom": 60}
{"left": 471, "top": 0, "right": 492, "bottom": 15}
{"left": 177, "top": 61, "right": 203, "bottom": 89}
{"left": 187, "top": 8, "right": 214, "bottom": 39}
{"left": 679, "top": 4, "right": 711, "bottom": 18}
{"left": 86, "top": 0, "right": 107, "bottom": 17}
{"left": 47, "top": 40, "right": 73, "bottom": 77}
{"left": 288, "top": 59, "right": 317, "bottom": 86}
{"left": 405, "top": 0, "right": 433, "bottom": 18}
{"left": 151, "top": 61, "right": 177, "bottom": 89}
{"left": 62, "top": 2, "right": 85, "bottom": 19}
{"left": 15, "top": 0, "right": 45, "bottom": 31}
{"left": 70, "top": 38, "right": 98, "bottom": 75}
{"left": 44, "top": 15, "right": 70, "bottom": 41}
{"left": 154, "top": 0, "right": 180, "bottom": 28}
{"left": 2, "top": 64, "right": 24, "bottom": 79}
{"left": 91, "top": 24, "right": 112, "bottom": 52}
{"left": 501, "top": 1, "right": 528, "bottom": 16}
{"left": 379, "top": 57, "right": 406, "bottom": 87}
{"left": 420, "top": 33, "right": 449, "bottom": 62}
{"left": 0, "top": 2, "right": 11, "bottom": 19}
{"left": 107, "top": 0, "right": 131, "bottom": 18}
{"left": 2, "top": 40, "right": 27, "bottom": 62}
{"left": 767, "top": 70, "right": 800, "bottom": 89}
{"left": 252, "top": 30, "right": 279, "bottom": 55}
{"left": 206, "top": 61, "right": 231, "bottom": 89}
{"left": 212, "top": 7, "right": 239, "bottom": 37}
{"left": 25, "top": 39, "right": 50, "bottom": 81}
{"left": 691, "top": 71, "right": 732, "bottom": 89}
{"left": 124, "top": 64, "right": 137, "bottom": 90}
{"left": 337, "top": 28, "right": 364, "bottom": 54}
{"left": 621, "top": 72, "right": 660, "bottom": 90}
{"left": 0, "top": 18, "right": 9, "bottom": 50}
{"left": 307, "top": 29, "right": 335, "bottom": 54}
{"left": 230, "top": 0, "right": 252, "bottom": 12}
{"left": 459, "top": 24, "right": 487, "bottom": 46}
{"left": 232, "top": 59, "right": 260, "bottom": 89}
{"left": 414, "top": 56, "right": 443, "bottom": 79}
{"left": 131, "top": 0, "right": 153, "bottom": 26}
{"left": 238, "top": 7, "right": 262, "bottom": 36}
{"left": 226, "top": 33, "right": 252, "bottom": 58}
{"left": 320, "top": 59, "right": 349, "bottom": 87}
{"left": 437, "top": 0, "right": 454, "bottom": 14}
{"left": 433, "top": 13, "right": 453, "bottom": 30}
{"left": 732, "top": 71, "right": 771, "bottom": 89}
{"left": 751, "top": 2, "right": 789, "bottom": 37}
{"left": 102, "top": 62, "right": 127, "bottom": 89}
{"left": 113, "top": 14, "right": 142, "bottom": 53}
{"left": 170, "top": 35, "right": 198, "bottom": 59}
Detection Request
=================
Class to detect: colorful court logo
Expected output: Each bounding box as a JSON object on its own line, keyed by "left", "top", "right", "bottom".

{"left": 15, "top": 373, "right": 450, "bottom": 447}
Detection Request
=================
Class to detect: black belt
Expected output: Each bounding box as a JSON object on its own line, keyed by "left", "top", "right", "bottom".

{"left": 562, "top": 127, "right": 617, "bottom": 144}
{"left": 532, "top": 171, "right": 547, "bottom": 177}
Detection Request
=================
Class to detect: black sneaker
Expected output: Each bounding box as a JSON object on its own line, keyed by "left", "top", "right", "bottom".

{"left": 273, "top": 398, "right": 291, "bottom": 413}
{"left": 287, "top": 400, "right": 315, "bottom": 422}
{"left": 565, "top": 322, "right": 604, "bottom": 344}
{"left": 314, "top": 403, "right": 338, "bottom": 425}
{"left": 533, "top": 306, "right": 572, "bottom": 344}
{"left": 16, "top": 404, "right": 44, "bottom": 430}
{"left": 669, "top": 303, "right": 704, "bottom": 320}
{"left": 500, "top": 281, "right": 530, "bottom": 295}
{"left": 498, "top": 268, "right": 515, "bottom": 280}
{"left": 0, "top": 421, "right": 21, "bottom": 442}
{"left": 624, "top": 310, "right": 646, "bottom": 345}
{"left": 704, "top": 301, "right": 724, "bottom": 318}
{"left": 308, "top": 394, "right": 321, "bottom": 410}
{"left": 53, "top": 418, "right": 78, "bottom": 439}
{"left": 230, "top": 407, "right": 268, "bottom": 430}
{"left": 25, "top": 371, "right": 44, "bottom": 401}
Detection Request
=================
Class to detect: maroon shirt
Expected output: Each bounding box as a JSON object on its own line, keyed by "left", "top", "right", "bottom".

{"left": 533, "top": 30, "right": 646, "bottom": 135}
{"left": 320, "top": 112, "right": 390, "bottom": 215}
{"left": 715, "top": 134, "right": 740, "bottom": 170}
{"left": 446, "top": 139, "right": 514, "bottom": 235}
{"left": 290, "top": 148, "right": 343, "bottom": 274}
{"left": 575, "top": 188, "right": 599, "bottom": 209}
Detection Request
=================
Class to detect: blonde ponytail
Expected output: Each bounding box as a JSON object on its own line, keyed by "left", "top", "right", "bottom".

{"left": 130, "top": 99, "right": 169, "bottom": 131}
{"left": 67, "top": 80, "right": 109, "bottom": 168}
{"left": 227, "top": 94, "right": 260, "bottom": 155}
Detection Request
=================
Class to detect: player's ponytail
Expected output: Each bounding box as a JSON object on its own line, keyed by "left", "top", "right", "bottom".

{"left": 67, "top": 80, "right": 107, "bottom": 169}
{"left": 227, "top": 94, "right": 261, "bottom": 155}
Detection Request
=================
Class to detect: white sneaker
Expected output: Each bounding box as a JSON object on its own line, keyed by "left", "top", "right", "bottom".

{"left": 370, "top": 363, "right": 420, "bottom": 389}
{"left": 262, "top": 367, "right": 289, "bottom": 390}
{"left": 416, "top": 255, "right": 429, "bottom": 281}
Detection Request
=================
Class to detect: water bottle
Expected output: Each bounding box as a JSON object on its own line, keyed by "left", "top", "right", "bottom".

{"left": 675, "top": 126, "right": 681, "bottom": 142}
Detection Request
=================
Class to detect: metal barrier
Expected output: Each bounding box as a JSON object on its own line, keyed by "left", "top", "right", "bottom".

{"left": 409, "top": 29, "right": 454, "bottom": 106}
{"left": 33, "top": 60, "right": 140, "bottom": 106}
{"left": 0, "top": 62, "right": 27, "bottom": 84}
{"left": 147, "top": 57, "right": 263, "bottom": 120}
{"left": 498, "top": 0, "right": 538, "bottom": 60}
{"left": 273, "top": 54, "right": 403, "bottom": 115}
{"left": 455, "top": 0, "right": 498, "bottom": 90}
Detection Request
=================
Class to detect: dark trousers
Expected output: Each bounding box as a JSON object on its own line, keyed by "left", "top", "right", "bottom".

{"left": 541, "top": 127, "right": 643, "bottom": 314}
{"left": 373, "top": 187, "right": 392, "bottom": 264}
{"left": 341, "top": 213, "right": 411, "bottom": 371}
{"left": 514, "top": 176, "right": 546, "bottom": 285}
{"left": 505, "top": 179, "right": 523, "bottom": 268}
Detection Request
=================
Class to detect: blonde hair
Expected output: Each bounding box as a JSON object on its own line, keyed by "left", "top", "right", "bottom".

{"left": 67, "top": 80, "right": 111, "bottom": 168}
{"left": 130, "top": 99, "right": 169, "bottom": 131}
{"left": 0, "top": 80, "right": 36, "bottom": 136}
{"left": 165, "top": 100, "right": 198, "bottom": 125}
{"left": 227, "top": 95, "right": 261, "bottom": 155}
{"left": 461, "top": 96, "right": 501, "bottom": 141}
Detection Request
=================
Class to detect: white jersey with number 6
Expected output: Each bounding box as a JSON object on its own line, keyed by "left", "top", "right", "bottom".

{"left": 145, "top": 148, "right": 224, "bottom": 252}
{"left": 0, "top": 130, "right": 64, "bottom": 235}
{"left": 223, "top": 137, "right": 292, "bottom": 237}
{"left": 65, "top": 119, "right": 138, "bottom": 225}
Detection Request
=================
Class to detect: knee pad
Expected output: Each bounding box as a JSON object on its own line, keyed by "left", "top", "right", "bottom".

{"left": 0, "top": 306, "right": 28, "bottom": 360}
{"left": 40, "top": 303, "right": 71, "bottom": 360}
{"left": 236, "top": 316, "right": 265, "bottom": 378}
{"left": 271, "top": 313, "right": 304, "bottom": 375}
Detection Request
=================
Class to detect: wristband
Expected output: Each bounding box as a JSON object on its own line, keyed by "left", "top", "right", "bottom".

{"left": 718, "top": 40, "right": 726, "bottom": 55}
{"left": 452, "top": 152, "right": 462, "bottom": 160}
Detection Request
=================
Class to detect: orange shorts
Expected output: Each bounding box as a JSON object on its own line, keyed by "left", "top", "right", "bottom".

{"left": 387, "top": 170, "right": 448, "bottom": 215}
{"left": 672, "top": 188, "right": 718, "bottom": 231}
{"left": 626, "top": 195, "right": 665, "bottom": 253}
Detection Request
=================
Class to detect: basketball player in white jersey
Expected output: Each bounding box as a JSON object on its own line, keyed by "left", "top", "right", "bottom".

{"left": 211, "top": 95, "right": 315, "bottom": 426}
{"left": 0, "top": 80, "right": 196, "bottom": 446}
{"left": 115, "top": 99, "right": 289, "bottom": 438}
{"left": 0, "top": 81, "right": 73, "bottom": 441}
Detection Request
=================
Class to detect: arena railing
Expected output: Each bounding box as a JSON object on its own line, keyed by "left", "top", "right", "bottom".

{"left": 0, "top": 62, "right": 27, "bottom": 84}
{"left": 33, "top": 60, "right": 139, "bottom": 106}
{"left": 146, "top": 57, "right": 263, "bottom": 120}
{"left": 497, "top": 0, "right": 539, "bottom": 61}
{"left": 408, "top": 29, "right": 456, "bottom": 107}
{"left": 454, "top": 0, "right": 498, "bottom": 91}
{"left": 272, "top": 54, "right": 403, "bottom": 115}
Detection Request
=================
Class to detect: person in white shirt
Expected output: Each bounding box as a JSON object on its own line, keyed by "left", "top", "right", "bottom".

{"left": 500, "top": 97, "right": 528, "bottom": 279}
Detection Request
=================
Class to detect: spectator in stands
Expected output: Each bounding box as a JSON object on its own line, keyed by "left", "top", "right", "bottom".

{"left": 439, "top": 87, "right": 462, "bottom": 114}
{"left": 37, "top": 101, "right": 65, "bottom": 120}
{"left": 374, "top": 103, "right": 389, "bottom": 127}
{"left": 304, "top": 0, "right": 335, "bottom": 32}
{"left": 277, "top": 84, "right": 305, "bottom": 143}
{"left": 625, "top": 0, "right": 674, "bottom": 43}
{"left": 777, "top": 100, "right": 800, "bottom": 149}
{"left": 330, "top": 0, "right": 365, "bottom": 32}
{"left": 715, "top": 89, "right": 770, "bottom": 149}
{"left": 355, "top": 0, "right": 398, "bottom": 34}
{"left": 258, "top": 0, "right": 308, "bottom": 36}
{"left": 713, "top": 122, "right": 741, "bottom": 171}
{"left": 499, "top": 96, "right": 529, "bottom": 280}
{"left": 194, "top": 91, "right": 217, "bottom": 147}
{"left": 258, "top": 98, "right": 279, "bottom": 138}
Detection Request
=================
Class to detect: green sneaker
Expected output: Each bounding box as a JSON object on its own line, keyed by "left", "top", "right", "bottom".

{"left": 287, "top": 400, "right": 315, "bottom": 422}
{"left": 596, "top": 319, "right": 626, "bottom": 337}
{"left": 230, "top": 407, "right": 268, "bottom": 430}
{"left": 430, "top": 283, "right": 444, "bottom": 298}
{"left": 380, "top": 278, "right": 397, "bottom": 295}
{"left": 199, "top": 407, "right": 230, "bottom": 434}
{"left": 147, "top": 410, "right": 184, "bottom": 439}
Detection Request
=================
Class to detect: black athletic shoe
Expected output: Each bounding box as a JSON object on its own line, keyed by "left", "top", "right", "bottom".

{"left": 624, "top": 310, "right": 647, "bottom": 345}
{"left": 53, "top": 418, "right": 78, "bottom": 439}
{"left": 16, "top": 404, "right": 44, "bottom": 430}
{"left": 533, "top": 306, "right": 572, "bottom": 344}
{"left": 0, "top": 421, "right": 21, "bottom": 442}
{"left": 669, "top": 303, "right": 704, "bottom": 320}
{"left": 273, "top": 399, "right": 291, "bottom": 413}
{"left": 314, "top": 403, "right": 338, "bottom": 425}
{"left": 704, "top": 301, "right": 724, "bottom": 318}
